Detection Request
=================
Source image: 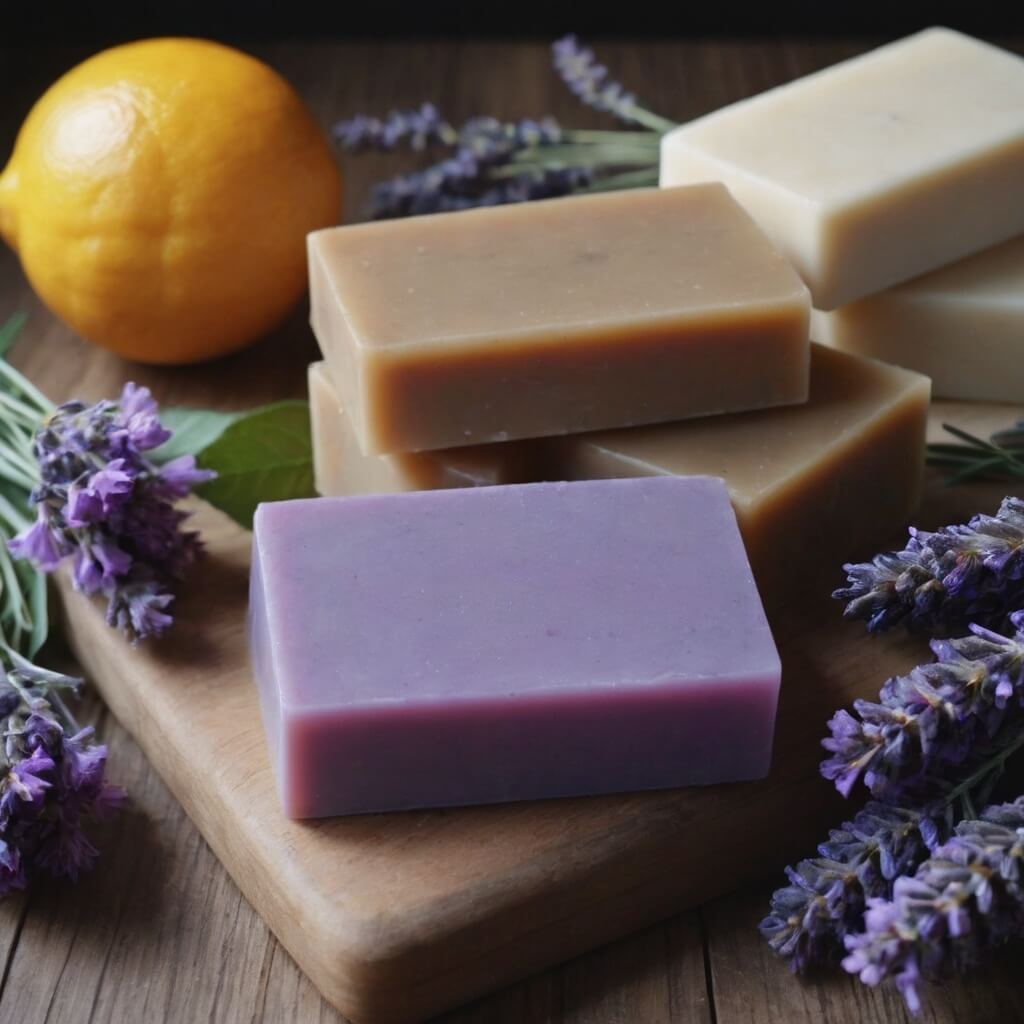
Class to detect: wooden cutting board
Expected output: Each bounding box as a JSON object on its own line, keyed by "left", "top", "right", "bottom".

{"left": 54, "top": 401, "right": 1016, "bottom": 1024}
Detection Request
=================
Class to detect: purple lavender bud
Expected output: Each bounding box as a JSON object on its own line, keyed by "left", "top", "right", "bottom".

{"left": 116, "top": 383, "right": 171, "bottom": 452}
{"left": 0, "top": 658, "right": 123, "bottom": 895}
{"left": 332, "top": 103, "right": 455, "bottom": 153}
{"left": 841, "top": 797, "right": 1024, "bottom": 1013}
{"left": 0, "top": 747, "right": 54, "bottom": 823}
{"left": 6, "top": 509, "right": 64, "bottom": 570}
{"left": 552, "top": 35, "right": 641, "bottom": 124}
{"left": 821, "top": 620, "right": 1024, "bottom": 803}
{"left": 8, "top": 383, "right": 213, "bottom": 641}
{"left": 760, "top": 802, "right": 934, "bottom": 972}
{"left": 836, "top": 497, "right": 1024, "bottom": 635}
{"left": 154, "top": 454, "right": 217, "bottom": 500}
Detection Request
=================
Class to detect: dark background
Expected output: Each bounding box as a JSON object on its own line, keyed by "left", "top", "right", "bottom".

{"left": 10, "top": 0, "right": 1024, "bottom": 40}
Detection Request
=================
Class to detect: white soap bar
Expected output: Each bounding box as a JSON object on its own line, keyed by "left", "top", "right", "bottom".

{"left": 812, "top": 236, "right": 1024, "bottom": 402}
{"left": 659, "top": 28, "right": 1024, "bottom": 310}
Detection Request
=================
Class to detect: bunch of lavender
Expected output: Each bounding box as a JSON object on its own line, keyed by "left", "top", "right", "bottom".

{"left": 1, "top": 364, "right": 214, "bottom": 642}
{"left": 834, "top": 496, "right": 1024, "bottom": 635}
{"left": 763, "top": 613, "right": 1024, "bottom": 1011}
{"left": 843, "top": 797, "right": 1024, "bottom": 1014}
{"left": 333, "top": 36, "right": 675, "bottom": 218}
{"left": 0, "top": 648, "right": 122, "bottom": 892}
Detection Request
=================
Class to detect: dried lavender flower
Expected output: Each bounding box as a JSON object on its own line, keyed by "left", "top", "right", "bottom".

{"left": 834, "top": 497, "right": 1024, "bottom": 634}
{"left": 0, "top": 647, "right": 122, "bottom": 893}
{"left": 760, "top": 802, "right": 938, "bottom": 971}
{"left": 8, "top": 383, "right": 215, "bottom": 642}
{"left": 551, "top": 36, "right": 675, "bottom": 132}
{"left": 369, "top": 160, "right": 592, "bottom": 219}
{"left": 333, "top": 36, "right": 670, "bottom": 219}
{"left": 842, "top": 796, "right": 1024, "bottom": 1014}
{"left": 332, "top": 103, "right": 456, "bottom": 152}
{"left": 821, "top": 615, "right": 1024, "bottom": 803}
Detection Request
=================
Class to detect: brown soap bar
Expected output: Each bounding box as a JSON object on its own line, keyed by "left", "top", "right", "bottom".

{"left": 310, "top": 347, "right": 928, "bottom": 600}
{"left": 308, "top": 185, "right": 810, "bottom": 455}
{"left": 309, "top": 362, "right": 548, "bottom": 495}
{"left": 555, "top": 344, "right": 930, "bottom": 598}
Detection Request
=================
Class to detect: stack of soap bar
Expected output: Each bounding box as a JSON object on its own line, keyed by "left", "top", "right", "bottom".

{"left": 660, "top": 28, "right": 1024, "bottom": 310}
{"left": 554, "top": 346, "right": 929, "bottom": 597}
{"left": 308, "top": 361, "right": 548, "bottom": 495}
{"left": 310, "top": 344, "right": 929, "bottom": 598}
{"left": 812, "top": 237, "right": 1024, "bottom": 402}
{"left": 249, "top": 477, "right": 781, "bottom": 818}
{"left": 308, "top": 184, "right": 810, "bottom": 455}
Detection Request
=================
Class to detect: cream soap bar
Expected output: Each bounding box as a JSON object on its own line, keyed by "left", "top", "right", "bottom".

{"left": 660, "top": 28, "right": 1024, "bottom": 310}
{"left": 555, "top": 346, "right": 930, "bottom": 597}
{"left": 812, "top": 236, "right": 1024, "bottom": 402}
{"left": 309, "top": 184, "right": 810, "bottom": 455}
{"left": 249, "top": 478, "right": 781, "bottom": 818}
{"left": 309, "top": 361, "right": 546, "bottom": 495}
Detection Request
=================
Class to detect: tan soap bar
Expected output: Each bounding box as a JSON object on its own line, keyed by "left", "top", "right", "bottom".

{"left": 308, "top": 184, "right": 810, "bottom": 455}
{"left": 309, "top": 362, "right": 547, "bottom": 495}
{"left": 660, "top": 28, "right": 1024, "bottom": 310}
{"left": 813, "top": 236, "right": 1024, "bottom": 403}
{"left": 555, "top": 345, "right": 930, "bottom": 598}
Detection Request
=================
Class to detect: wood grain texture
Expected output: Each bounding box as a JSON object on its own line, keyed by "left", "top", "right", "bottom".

{"left": 2, "top": 33, "right": 1024, "bottom": 1024}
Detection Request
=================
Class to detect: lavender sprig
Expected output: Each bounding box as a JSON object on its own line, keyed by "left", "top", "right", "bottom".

{"left": 0, "top": 645, "right": 122, "bottom": 893}
{"left": 333, "top": 36, "right": 671, "bottom": 219}
{"left": 843, "top": 797, "right": 1024, "bottom": 1014}
{"left": 6, "top": 384, "right": 214, "bottom": 642}
{"left": 551, "top": 35, "right": 676, "bottom": 132}
{"left": 821, "top": 614, "right": 1024, "bottom": 804}
{"left": 834, "top": 497, "right": 1024, "bottom": 634}
{"left": 760, "top": 802, "right": 939, "bottom": 971}
{"left": 331, "top": 103, "right": 456, "bottom": 152}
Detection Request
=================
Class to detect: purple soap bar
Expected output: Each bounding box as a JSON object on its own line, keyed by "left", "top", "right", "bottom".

{"left": 249, "top": 477, "right": 781, "bottom": 818}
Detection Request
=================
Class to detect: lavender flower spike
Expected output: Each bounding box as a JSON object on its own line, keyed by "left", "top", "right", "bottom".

{"left": 8, "top": 383, "right": 215, "bottom": 642}
{"left": 552, "top": 36, "right": 675, "bottom": 132}
{"left": 760, "top": 802, "right": 936, "bottom": 971}
{"left": 842, "top": 797, "right": 1024, "bottom": 1014}
{"left": 835, "top": 496, "right": 1024, "bottom": 635}
{"left": 332, "top": 103, "right": 456, "bottom": 152}
{"left": 821, "top": 614, "right": 1024, "bottom": 804}
{"left": 0, "top": 648, "right": 123, "bottom": 894}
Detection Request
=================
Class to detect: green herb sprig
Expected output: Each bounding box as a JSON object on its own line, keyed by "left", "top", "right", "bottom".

{"left": 927, "top": 421, "right": 1024, "bottom": 484}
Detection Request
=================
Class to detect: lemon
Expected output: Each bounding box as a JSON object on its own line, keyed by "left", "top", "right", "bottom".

{"left": 0, "top": 38, "right": 341, "bottom": 365}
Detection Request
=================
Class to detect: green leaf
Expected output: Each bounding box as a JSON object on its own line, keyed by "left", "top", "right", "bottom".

{"left": 14, "top": 558, "right": 47, "bottom": 657}
{"left": 152, "top": 407, "right": 243, "bottom": 464}
{"left": 194, "top": 400, "right": 314, "bottom": 528}
{"left": 0, "top": 312, "right": 27, "bottom": 360}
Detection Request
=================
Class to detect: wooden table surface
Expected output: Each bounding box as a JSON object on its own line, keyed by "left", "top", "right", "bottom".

{"left": 2, "top": 34, "right": 1024, "bottom": 1024}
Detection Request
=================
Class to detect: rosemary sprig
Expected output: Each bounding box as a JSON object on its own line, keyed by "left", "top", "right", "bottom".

{"left": 927, "top": 421, "right": 1024, "bottom": 484}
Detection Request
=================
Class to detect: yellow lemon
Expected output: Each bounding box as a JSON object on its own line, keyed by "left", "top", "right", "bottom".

{"left": 0, "top": 38, "right": 341, "bottom": 365}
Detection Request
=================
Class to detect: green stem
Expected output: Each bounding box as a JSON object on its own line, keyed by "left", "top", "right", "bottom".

{"left": 0, "top": 359, "right": 54, "bottom": 416}
{"left": 575, "top": 167, "right": 662, "bottom": 192}
{"left": 562, "top": 128, "right": 662, "bottom": 144}
{"left": 0, "top": 491, "right": 31, "bottom": 533}
{"left": 621, "top": 106, "right": 677, "bottom": 134}
{"left": 506, "top": 142, "right": 661, "bottom": 166}
{"left": 948, "top": 728, "right": 1024, "bottom": 806}
{"left": 0, "top": 450, "right": 36, "bottom": 493}
{"left": 48, "top": 688, "right": 80, "bottom": 734}
{"left": 0, "top": 389, "right": 45, "bottom": 429}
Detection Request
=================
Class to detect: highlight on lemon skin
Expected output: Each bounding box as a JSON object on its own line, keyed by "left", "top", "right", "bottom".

{"left": 0, "top": 37, "right": 342, "bottom": 366}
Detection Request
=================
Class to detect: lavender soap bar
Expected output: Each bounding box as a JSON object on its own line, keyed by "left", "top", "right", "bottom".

{"left": 249, "top": 478, "right": 781, "bottom": 818}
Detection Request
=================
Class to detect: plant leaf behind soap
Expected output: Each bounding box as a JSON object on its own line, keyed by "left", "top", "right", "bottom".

{"left": 192, "top": 400, "right": 314, "bottom": 529}
{"left": 152, "top": 408, "right": 243, "bottom": 464}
